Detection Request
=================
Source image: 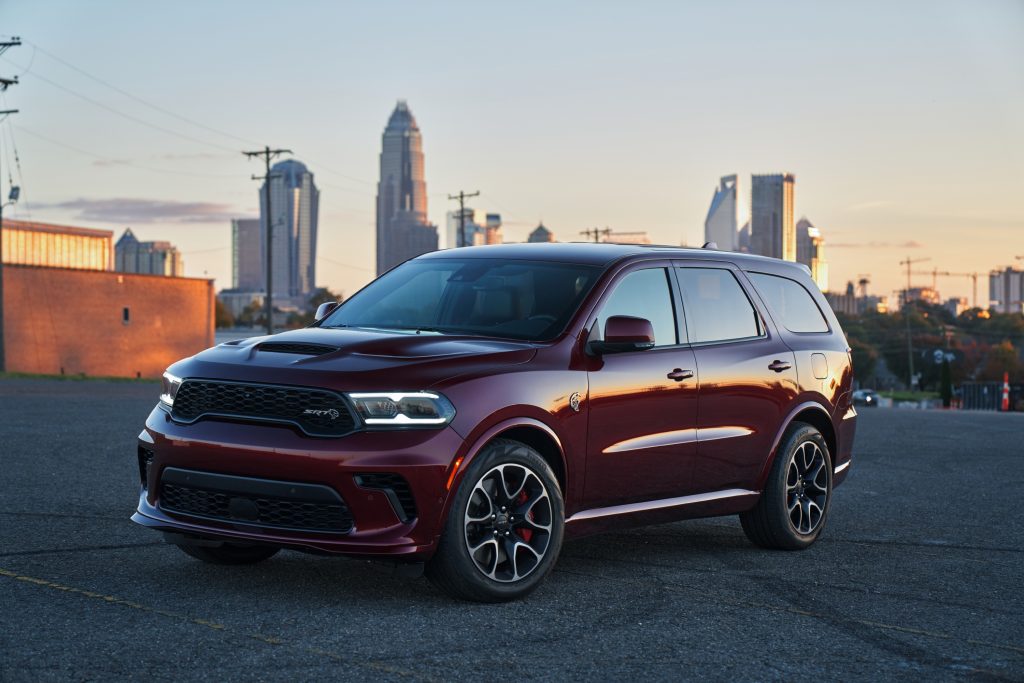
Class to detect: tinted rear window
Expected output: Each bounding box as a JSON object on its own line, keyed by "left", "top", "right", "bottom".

{"left": 748, "top": 272, "right": 829, "bottom": 333}
{"left": 675, "top": 268, "right": 762, "bottom": 343}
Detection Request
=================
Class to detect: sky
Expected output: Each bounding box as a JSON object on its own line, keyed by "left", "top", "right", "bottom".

{"left": 1, "top": 0, "right": 1022, "bottom": 304}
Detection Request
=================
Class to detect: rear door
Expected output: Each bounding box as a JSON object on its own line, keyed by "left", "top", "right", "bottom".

{"left": 583, "top": 264, "right": 699, "bottom": 508}
{"left": 673, "top": 263, "right": 799, "bottom": 493}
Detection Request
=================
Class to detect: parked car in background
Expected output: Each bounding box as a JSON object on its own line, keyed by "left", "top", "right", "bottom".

{"left": 132, "top": 243, "right": 857, "bottom": 602}
{"left": 852, "top": 389, "right": 879, "bottom": 407}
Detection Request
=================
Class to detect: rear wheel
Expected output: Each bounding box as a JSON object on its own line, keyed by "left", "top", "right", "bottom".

{"left": 426, "top": 439, "right": 564, "bottom": 602}
{"left": 178, "top": 543, "right": 280, "bottom": 565}
{"left": 740, "top": 423, "right": 832, "bottom": 550}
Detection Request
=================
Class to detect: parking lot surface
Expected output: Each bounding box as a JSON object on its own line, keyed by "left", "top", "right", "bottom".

{"left": 1, "top": 378, "right": 1022, "bottom": 681}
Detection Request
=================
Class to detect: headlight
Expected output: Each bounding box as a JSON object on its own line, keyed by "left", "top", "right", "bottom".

{"left": 346, "top": 391, "right": 455, "bottom": 428}
{"left": 160, "top": 372, "right": 182, "bottom": 408}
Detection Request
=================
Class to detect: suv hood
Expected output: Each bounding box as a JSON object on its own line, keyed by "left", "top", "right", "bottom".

{"left": 169, "top": 327, "right": 537, "bottom": 391}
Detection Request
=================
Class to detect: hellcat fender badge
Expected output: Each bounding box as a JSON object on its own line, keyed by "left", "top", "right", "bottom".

{"left": 569, "top": 392, "right": 581, "bottom": 412}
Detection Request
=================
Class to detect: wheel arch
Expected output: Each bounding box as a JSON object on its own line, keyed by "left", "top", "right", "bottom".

{"left": 439, "top": 417, "right": 568, "bottom": 525}
{"left": 756, "top": 401, "right": 838, "bottom": 489}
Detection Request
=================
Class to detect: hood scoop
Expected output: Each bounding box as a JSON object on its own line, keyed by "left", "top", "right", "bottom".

{"left": 256, "top": 342, "right": 339, "bottom": 356}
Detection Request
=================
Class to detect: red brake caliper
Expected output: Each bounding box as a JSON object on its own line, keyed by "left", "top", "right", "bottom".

{"left": 516, "top": 490, "right": 533, "bottom": 542}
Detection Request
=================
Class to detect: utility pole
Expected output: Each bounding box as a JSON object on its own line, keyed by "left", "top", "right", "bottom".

{"left": 580, "top": 227, "right": 612, "bottom": 243}
{"left": 0, "top": 36, "right": 21, "bottom": 373}
{"left": 898, "top": 256, "right": 930, "bottom": 391}
{"left": 447, "top": 190, "right": 479, "bottom": 247}
{"left": 244, "top": 146, "right": 291, "bottom": 335}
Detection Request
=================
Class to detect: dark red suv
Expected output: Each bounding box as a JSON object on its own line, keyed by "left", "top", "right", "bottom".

{"left": 132, "top": 243, "right": 856, "bottom": 601}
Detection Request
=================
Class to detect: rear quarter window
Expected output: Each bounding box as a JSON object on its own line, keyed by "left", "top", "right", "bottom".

{"left": 748, "top": 272, "right": 829, "bottom": 333}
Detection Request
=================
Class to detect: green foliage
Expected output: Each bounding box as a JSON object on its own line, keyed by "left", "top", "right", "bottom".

{"left": 284, "top": 288, "right": 344, "bottom": 329}
{"left": 214, "top": 298, "right": 235, "bottom": 329}
{"left": 838, "top": 303, "right": 1023, "bottom": 390}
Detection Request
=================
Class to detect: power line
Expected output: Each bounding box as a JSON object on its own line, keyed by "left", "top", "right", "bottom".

{"left": 448, "top": 190, "right": 479, "bottom": 247}
{"left": 11, "top": 123, "right": 240, "bottom": 178}
{"left": 244, "top": 146, "right": 292, "bottom": 335}
{"left": 22, "top": 40, "right": 261, "bottom": 146}
{"left": 580, "top": 227, "right": 612, "bottom": 242}
{"left": 2, "top": 54, "right": 238, "bottom": 153}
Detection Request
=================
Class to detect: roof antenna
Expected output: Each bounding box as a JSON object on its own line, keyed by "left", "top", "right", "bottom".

{"left": 702, "top": 241, "right": 719, "bottom": 249}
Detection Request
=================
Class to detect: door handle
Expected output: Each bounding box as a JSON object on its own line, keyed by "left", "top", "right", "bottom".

{"left": 768, "top": 360, "right": 792, "bottom": 373}
{"left": 667, "top": 368, "right": 694, "bottom": 382}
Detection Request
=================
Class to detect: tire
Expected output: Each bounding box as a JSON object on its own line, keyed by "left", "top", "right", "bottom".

{"left": 740, "top": 422, "right": 833, "bottom": 550}
{"left": 426, "top": 439, "right": 565, "bottom": 602}
{"left": 178, "top": 542, "right": 280, "bottom": 565}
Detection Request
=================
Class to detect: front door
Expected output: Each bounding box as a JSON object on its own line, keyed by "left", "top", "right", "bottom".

{"left": 584, "top": 266, "right": 699, "bottom": 508}
{"left": 673, "top": 264, "right": 799, "bottom": 493}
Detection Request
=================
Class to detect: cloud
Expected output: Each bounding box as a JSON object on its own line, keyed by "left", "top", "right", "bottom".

{"left": 830, "top": 240, "right": 925, "bottom": 249}
{"left": 45, "top": 198, "right": 238, "bottom": 224}
{"left": 90, "top": 159, "right": 133, "bottom": 168}
{"left": 843, "top": 200, "right": 897, "bottom": 212}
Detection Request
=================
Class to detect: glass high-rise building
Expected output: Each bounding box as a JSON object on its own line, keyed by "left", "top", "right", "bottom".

{"left": 704, "top": 175, "right": 738, "bottom": 250}
{"left": 115, "top": 228, "right": 184, "bottom": 277}
{"left": 795, "top": 217, "right": 829, "bottom": 292}
{"left": 376, "top": 101, "right": 438, "bottom": 274}
{"left": 750, "top": 173, "right": 795, "bottom": 261}
{"left": 231, "top": 218, "right": 262, "bottom": 291}
{"left": 258, "top": 159, "right": 319, "bottom": 306}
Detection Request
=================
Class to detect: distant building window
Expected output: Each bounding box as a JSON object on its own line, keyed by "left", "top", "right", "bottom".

{"left": 123, "top": 307, "right": 131, "bottom": 325}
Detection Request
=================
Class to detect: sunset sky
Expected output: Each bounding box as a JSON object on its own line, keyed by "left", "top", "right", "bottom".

{"left": 1, "top": 1, "right": 1022, "bottom": 304}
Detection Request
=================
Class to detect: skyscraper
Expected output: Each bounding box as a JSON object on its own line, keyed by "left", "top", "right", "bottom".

{"left": 231, "top": 218, "right": 262, "bottom": 291}
{"left": 115, "top": 228, "right": 184, "bottom": 277}
{"left": 704, "top": 175, "right": 738, "bottom": 250}
{"left": 258, "top": 159, "right": 319, "bottom": 306}
{"left": 796, "top": 217, "right": 829, "bottom": 291}
{"left": 528, "top": 223, "right": 554, "bottom": 243}
{"left": 376, "top": 101, "right": 438, "bottom": 274}
{"left": 750, "top": 173, "right": 795, "bottom": 261}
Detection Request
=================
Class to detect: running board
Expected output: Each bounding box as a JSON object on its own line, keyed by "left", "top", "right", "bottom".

{"left": 566, "top": 488, "right": 759, "bottom": 524}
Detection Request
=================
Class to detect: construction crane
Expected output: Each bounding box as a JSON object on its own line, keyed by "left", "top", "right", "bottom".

{"left": 899, "top": 256, "right": 931, "bottom": 298}
{"left": 909, "top": 269, "right": 981, "bottom": 309}
{"left": 856, "top": 274, "right": 871, "bottom": 298}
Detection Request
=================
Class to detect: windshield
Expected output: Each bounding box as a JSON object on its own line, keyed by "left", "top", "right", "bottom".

{"left": 321, "top": 258, "right": 602, "bottom": 341}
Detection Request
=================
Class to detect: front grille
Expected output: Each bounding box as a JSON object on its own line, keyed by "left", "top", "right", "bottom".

{"left": 138, "top": 447, "right": 154, "bottom": 488}
{"left": 160, "top": 482, "right": 353, "bottom": 533}
{"left": 355, "top": 473, "right": 417, "bottom": 521}
{"left": 257, "top": 342, "right": 338, "bottom": 356}
{"left": 170, "top": 380, "right": 356, "bottom": 437}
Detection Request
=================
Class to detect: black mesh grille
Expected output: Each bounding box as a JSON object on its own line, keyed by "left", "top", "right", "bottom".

{"left": 170, "top": 380, "right": 355, "bottom": 437}
{"left": 160, "top": 482, "right": 353, "bottom": 533}
{"left": 138, "top": 447, "right": 154, "bottom": 488}
{"left": 257, "top": 342, "right": 338, "bottom": 356}
{"left": 355, "top": 473, "right": 417, "bottom": 520}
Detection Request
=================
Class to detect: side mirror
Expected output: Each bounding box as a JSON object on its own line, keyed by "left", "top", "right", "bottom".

{"left": 588, "top": 315, "right": 656, "bottom": 355}
{"left": 314, "top": 301, "right": 340, "bottom": 322}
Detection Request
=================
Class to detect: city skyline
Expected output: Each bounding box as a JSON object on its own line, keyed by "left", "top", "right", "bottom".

{"left": 0, "top": 1, "right": 1021, "bottom": 302}
{"left": 375, "top": 101, "right": 437, "bottom": 274}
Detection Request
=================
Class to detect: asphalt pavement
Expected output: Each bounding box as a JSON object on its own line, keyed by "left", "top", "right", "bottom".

{"left": 1, "top": 378, "right": 1022, "bottom": 681}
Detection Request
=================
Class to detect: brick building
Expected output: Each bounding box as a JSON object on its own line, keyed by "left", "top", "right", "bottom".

{"left": 2, "top": 219, "right": 213, "bottom": 378}
{"left": 2, "top": 264, "right": 214, "bottom": 378}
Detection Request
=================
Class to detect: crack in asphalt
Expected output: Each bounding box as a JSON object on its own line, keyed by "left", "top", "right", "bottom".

{"left": 0, "top": 567, "right": 439, "bottom": 681}
{"left": 0, "top": 542, "right": 167, "bottom": 558}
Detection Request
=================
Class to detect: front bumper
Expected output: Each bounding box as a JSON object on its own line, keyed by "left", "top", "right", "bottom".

{"left": 131, "top": 406, "right": 466, "bottom": 559}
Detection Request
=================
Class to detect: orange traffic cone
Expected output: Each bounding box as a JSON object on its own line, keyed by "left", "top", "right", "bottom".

{"left": 1001, "top": 371, "right": 1010, "bottom": 412}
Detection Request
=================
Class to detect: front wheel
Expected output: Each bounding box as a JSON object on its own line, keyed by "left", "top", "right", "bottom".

{"left": 740, "top": 422, "right": 833, "bottom": 550}
{"left": 426, "top": 439, "right": 564, "bottom": 602}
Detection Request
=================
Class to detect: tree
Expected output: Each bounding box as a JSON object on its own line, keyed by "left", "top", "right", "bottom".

{"left": 214, "top": 298, "right": 235, "bottom": 329}
{"left": 978, "top": 340, "right": 1024, "bottom": 383}
{"left": 848, "top": 337, "right": 878, "bottom": 386}
{"left": 284, "top": 288, "right": 344, "bottom": 329}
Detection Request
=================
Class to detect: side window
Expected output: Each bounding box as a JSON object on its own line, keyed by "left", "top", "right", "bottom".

{"left": 593, "top": 268, "right": 678, "bottom": 347}
{"left": 748, "top": 272, "right": 829, "bottom": 333}
{"left": 676, "top": 268, "right": 762, "bottom": 343}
